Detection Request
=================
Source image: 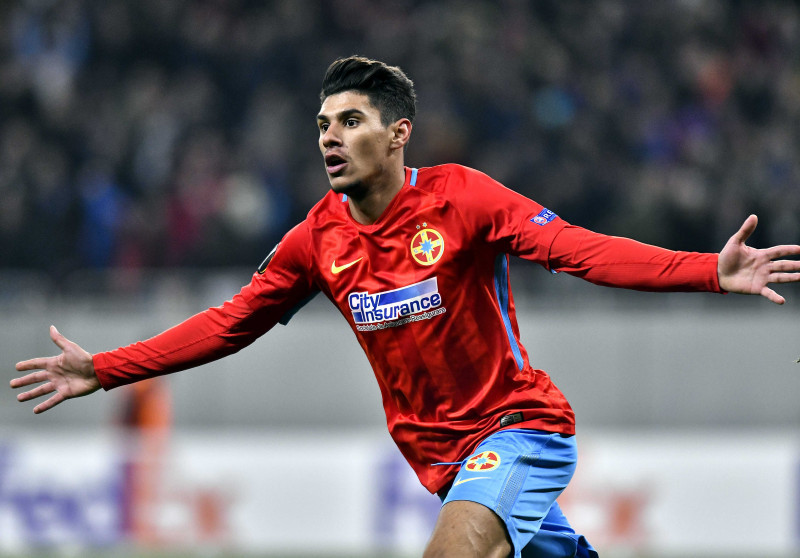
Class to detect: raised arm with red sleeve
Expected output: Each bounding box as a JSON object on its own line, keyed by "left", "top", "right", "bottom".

{"left": 93, "top": 294, "right": 269, "bottom": 390}
{"left": 548, "top": 224, "right": 723, "bottom": 292}
{"left": 93, "top": 222, "right": 317, "bottom": 390}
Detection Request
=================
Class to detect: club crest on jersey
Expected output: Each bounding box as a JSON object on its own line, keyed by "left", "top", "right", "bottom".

{"left": 465, "top": 451, "right": 501, "bottom": 472}
{"left": 349, "top": 276, "right": 446, "bottom": 332}
{"left": 410, "top": 226, "right": 445, "bottom": 266}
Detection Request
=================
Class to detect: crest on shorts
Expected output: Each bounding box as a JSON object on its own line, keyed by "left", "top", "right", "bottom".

{"left": 465, "top": 450, "right": 501, "bottom": 472}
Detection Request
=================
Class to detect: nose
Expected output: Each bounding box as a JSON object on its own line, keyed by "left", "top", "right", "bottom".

{"left": 321, "top": 123, "right": 341, "bottom": 148}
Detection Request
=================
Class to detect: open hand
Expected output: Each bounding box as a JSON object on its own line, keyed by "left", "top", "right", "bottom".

{"left": 718, "top": 215, "right": 800, "bottom": 304}
{"left": 11, "top": 326, "right": 100, "bottom": 413}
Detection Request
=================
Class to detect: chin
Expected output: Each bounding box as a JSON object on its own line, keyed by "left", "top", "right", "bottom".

{"left": 328, "top": 178, "right": 348, "bottom": 192}
{"left": 330, "top": 177, "right": 365, "bottom": 197}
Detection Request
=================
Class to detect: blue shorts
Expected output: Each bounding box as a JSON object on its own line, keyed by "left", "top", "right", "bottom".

{"left": 439, "top": 429, "right": 597, "bottom": 558}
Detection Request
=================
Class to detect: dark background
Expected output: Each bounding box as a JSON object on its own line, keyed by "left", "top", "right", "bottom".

{"left": 2, "top": 0, "right": 797, "bottom": 293}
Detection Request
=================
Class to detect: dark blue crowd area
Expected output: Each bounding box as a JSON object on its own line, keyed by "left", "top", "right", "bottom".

{"left": 1, "top": 1, "right": 798, "bottom": 289}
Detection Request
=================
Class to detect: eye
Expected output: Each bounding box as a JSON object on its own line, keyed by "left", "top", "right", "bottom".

{"left": 319, "top": 122, "right": 329, "bottom": 133}
{"left": 345, "top": 118, "right": 359, "bottom": 127}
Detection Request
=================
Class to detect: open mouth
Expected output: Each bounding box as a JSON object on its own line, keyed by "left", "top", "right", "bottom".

{"left": 325, "top": 153, "right": 348, "bottom": 175}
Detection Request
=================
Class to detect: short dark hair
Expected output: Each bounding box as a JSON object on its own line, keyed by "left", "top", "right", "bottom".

{"left": 320, "top": 56, "right": 416, "bottom": 126}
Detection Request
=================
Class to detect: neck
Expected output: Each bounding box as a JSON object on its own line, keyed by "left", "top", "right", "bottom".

{"left": 345, "top": 165, "right": 406, "bottom": 225}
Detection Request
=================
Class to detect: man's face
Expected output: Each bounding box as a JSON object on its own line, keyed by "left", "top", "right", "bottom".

{"left": 317, "top": 91, "right": 394, "bottom": 194}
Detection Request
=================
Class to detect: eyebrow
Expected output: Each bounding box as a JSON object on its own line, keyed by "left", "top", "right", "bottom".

{"left": 316, "top": 108, "right": 367, "bottom": 122}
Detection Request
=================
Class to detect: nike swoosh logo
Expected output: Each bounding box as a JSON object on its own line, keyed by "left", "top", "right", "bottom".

{"left": 331, "top": 257, "right": 363, "bottom": 275}
{"left": 453, "top": 476, "right": 491, "bottom": 487}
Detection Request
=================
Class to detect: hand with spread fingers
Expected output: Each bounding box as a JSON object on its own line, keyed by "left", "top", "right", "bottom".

{"left": 717, "top": 215, "right": 800, "bottom": 305}
{"left": 11, "top": 325, "right": 100, "bottom": 414}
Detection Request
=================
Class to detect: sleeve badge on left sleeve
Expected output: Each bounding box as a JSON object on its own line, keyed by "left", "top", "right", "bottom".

{"left": 530, "top": 208, "right": 557, "bottom": 226}
{"left": 257, "top": 243, "right": 279, "bottom": 274}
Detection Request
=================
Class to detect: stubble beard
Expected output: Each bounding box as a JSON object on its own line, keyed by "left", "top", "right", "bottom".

{"left": 330, "top": 177, "right": 368, "bottom": 201}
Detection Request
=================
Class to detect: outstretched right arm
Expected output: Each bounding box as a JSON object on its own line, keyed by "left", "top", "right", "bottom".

{"left": 11, "top": 292, "right": 273, "bottom": 413}
{"left": 12, "top": 222, "right": 317, "bottom": 412}
{"left": 11, "top": 291, "right": 272, "bottom": 414}
{"left": 91, "top": 290, "right": 279, "bottom": 389}
{"left": 92, "top": 223, "right": 316, "bottom": 390}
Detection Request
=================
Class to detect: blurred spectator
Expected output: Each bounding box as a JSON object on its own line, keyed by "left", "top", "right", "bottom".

{"left": 1, "top": 0, "right": 798, "bottom": 293}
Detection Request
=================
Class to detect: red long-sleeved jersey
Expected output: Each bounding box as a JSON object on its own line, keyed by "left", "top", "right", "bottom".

{"left": 94, "top": 164, "right": 721, "bottom": 493}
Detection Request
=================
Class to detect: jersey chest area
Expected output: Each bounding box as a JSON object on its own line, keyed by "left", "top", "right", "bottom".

{"left": 313, "top": 204, "right": 478, "bottom": 327}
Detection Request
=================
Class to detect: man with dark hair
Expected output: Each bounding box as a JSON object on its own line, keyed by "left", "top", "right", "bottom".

{"left": 12, "top": 56, "right": 800, "bottom": 558}
{"left": 320, "top": 55, "right": 417, "bottom": 126}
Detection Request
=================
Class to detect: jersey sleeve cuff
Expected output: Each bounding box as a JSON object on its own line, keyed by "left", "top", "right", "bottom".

{"left": 711, "top": 253, "right": 726, "bottom": 294}
{"left": 92, "top": 352, "right": 121, "bottom": 391}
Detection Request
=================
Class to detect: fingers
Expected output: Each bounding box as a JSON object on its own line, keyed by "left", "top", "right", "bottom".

{"left": 12, "top": 326, "right": 82, "bottom": 415}
{"left": 15, "top": 326, "right": 69, "bottom": 369}
{"left": 33, "top": 393, "right": 65, "bottom": 414}
{"left": 49, "top": 325, "right": 69, "bottom": 350}
{"left": 16, "top": 381, "right": 56, "bottom": 402}
{"left": 765, "top": 257, "right": 800, "bottom": 288}
{"left": 14, "top": 325, "right": 67, "bottom": 375}
{"left": 766, "top": 245, "right": 800, "bottom": 260}
{"left": 769, "top": 257, "right": 800, "bottom": 270}
{"left": 11, "top": 370, "right": 65, "bottom": 414}
{"left": 15, "top": 357, "right": 51, "bottom": 372}
{"left": 768, "top": 271, "right": 800, "bottom": 285}
{"left": 761, "top": 286, "right": 785, "bottom": 305}
{"left": 10, "top": 370, "right": 48, "bottom": 389}
{"left": 733, "top": 214, "right": 758, "bottom": 244}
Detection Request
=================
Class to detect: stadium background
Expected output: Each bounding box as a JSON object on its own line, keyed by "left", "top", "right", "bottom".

{"left": 1, "top": 1, "right": 799, "bottom": 557}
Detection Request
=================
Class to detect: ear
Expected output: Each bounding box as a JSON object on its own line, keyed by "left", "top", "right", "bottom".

{"left": 389, "top": 118, "right": 412, "bottom": 150}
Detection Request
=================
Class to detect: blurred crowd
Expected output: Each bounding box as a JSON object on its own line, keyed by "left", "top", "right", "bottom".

{"left": 1, "top": 0, "right": 798, "bottom": 284}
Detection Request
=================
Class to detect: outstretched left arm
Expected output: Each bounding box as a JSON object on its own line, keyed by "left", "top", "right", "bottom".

{"left": 718, "top": 215, "right": 800, "bottom": 304}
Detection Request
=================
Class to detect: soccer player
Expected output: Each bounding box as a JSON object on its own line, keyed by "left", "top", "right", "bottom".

{"left": 11, "top": 56, "right": 800, "bottom": 558}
